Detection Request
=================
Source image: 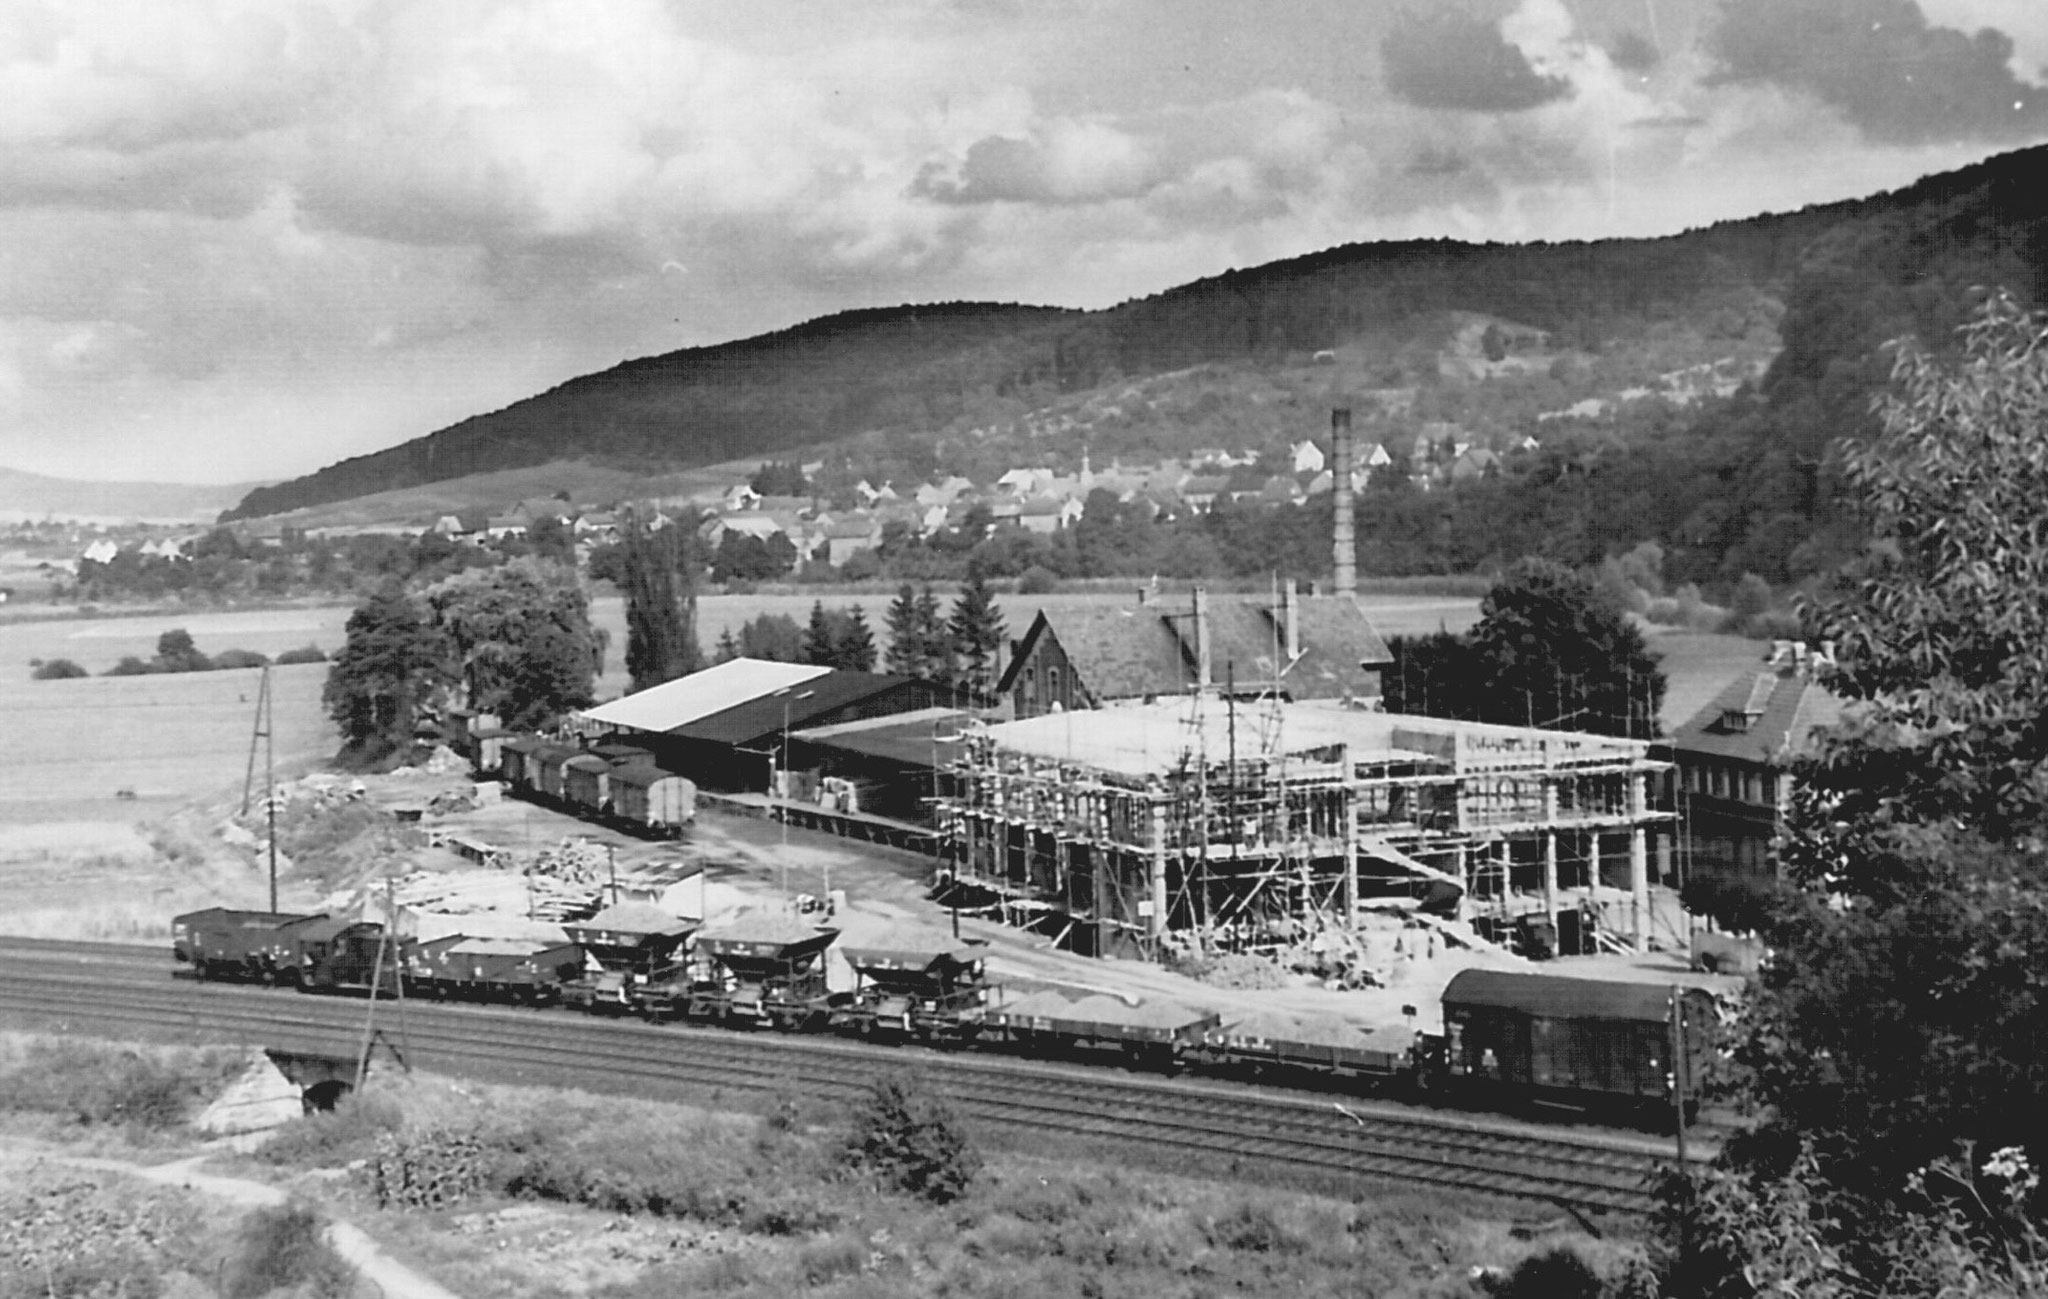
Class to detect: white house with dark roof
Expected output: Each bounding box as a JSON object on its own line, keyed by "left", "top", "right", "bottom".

{"left": 1655, "top": 642, "right": 1844, "bottom": 881}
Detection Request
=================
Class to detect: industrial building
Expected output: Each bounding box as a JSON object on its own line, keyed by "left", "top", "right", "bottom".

{"left": 574, "top": 657, "right": 958, "bottom": 793}
{"left": 936, "top": 695, "right": 1676, "bottom": 960}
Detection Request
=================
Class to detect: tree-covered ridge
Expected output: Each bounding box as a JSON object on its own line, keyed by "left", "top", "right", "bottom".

{"left": 226, "top": 145, "right": 2048, "bottom": 598}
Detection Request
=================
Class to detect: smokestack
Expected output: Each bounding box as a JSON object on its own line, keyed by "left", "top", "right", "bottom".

{"left": 1193, "top": 587, "right": 1213, "bottom": 688}
{"left": 1282, "top": 578, "right": 1300, "bottom": 660}
{"left": 1331, "top": 408, "right": 1355, "bottom": 596}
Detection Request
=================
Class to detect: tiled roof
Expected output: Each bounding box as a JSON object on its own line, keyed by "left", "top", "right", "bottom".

{"left": 1665, "top": 667, "right": 1844, "bottom": 765}
{"left": 999, "top": 594, "right": 1390, "bottom": 702}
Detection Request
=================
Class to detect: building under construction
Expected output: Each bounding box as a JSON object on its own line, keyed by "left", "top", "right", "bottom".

{"left": 937, "top": 695, "right": 1676, "bottom": 961}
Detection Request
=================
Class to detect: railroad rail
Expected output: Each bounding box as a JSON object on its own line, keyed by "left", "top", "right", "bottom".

{"left": 0, "top": 937, "right": 1698, "bottom": 1217}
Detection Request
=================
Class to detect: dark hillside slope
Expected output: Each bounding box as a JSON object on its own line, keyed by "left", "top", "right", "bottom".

{"left": 229, "top": 143, "right": 2048, "bottom": 525}
{"left": 226, "top": 302, "right": 1079, "bottom": 520}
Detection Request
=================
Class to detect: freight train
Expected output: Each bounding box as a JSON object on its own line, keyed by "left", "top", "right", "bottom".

{"left": 495, "top": 736, "right": 697, "bottom": 838}
{"left": 171, "top": 904, "right": 1717, "bottom": 1128}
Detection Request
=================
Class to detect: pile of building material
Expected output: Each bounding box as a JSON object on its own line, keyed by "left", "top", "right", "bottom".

{"left": 524, "top": 837, "right": 611, "bottom": 886}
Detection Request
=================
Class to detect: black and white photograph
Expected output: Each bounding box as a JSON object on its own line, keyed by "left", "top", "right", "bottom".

{"left": 6, "top": 1, "right": 2048, "bottom": 1294}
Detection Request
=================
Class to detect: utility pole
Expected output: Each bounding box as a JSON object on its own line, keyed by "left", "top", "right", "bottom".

{"left": 241, "top": 665, "right": 279, "bottom": 912}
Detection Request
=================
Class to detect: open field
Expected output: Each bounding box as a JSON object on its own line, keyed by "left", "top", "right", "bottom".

{"left": 0, "top": 591, "right": 1758, "bottom": 728}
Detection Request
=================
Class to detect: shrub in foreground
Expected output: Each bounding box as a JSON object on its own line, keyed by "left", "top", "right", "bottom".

{"left": 275, "top": 643, "right": 327, "bottom": 665}
{"left": 31, "top": 657, "right": 89, "bottom": 679}
{"left": 223, "top": 1204, "right": 356, "bottom": 1299}
{"left": 843, "top": 1073, "right": 980, "bottom": 1204}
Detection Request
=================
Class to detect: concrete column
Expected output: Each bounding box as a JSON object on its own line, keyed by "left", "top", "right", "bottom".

{"left": 1543, "top": 830, "right": 1559, "bottom": 930}
{"left": 1148, "top": 800, "right": 1169, "bottom": 940}
{"left": 1630, "top": 826, "right": 1650, "bottom": 954}
{"left": 1343, "top": 779, "right": 1359, "bottom": 925}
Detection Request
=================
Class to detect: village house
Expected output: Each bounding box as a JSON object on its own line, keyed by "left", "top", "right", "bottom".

{"left": 1290, "top": 439, "right": 1325, "bottom": 474}
{"left": 998, "top": 582, "right": 1392, "bottom": 719}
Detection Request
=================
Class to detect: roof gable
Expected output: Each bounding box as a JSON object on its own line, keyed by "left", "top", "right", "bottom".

{"left": 1667, "top": 667, "right": 1844, "bottom": 764}
{"left": 580, "top": 659, "right": 831, "bottom": 733}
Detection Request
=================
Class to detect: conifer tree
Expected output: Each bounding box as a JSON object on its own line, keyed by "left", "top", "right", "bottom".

{"left": 834, "top": 604, "right": 877, "bottom": 672}
{"left": 885, "top": 583, "right": 923, "bottom": 676}
{"left": 916, "top": 584, "right": 953, "bottom": 683}
{"left": 948, "top": 566, "right": 1006, "bottom": 697}
{"left": 802, "top": 600, "right": 835, "bottom": 667}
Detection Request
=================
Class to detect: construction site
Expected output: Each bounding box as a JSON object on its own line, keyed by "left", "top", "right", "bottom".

{"left": 937, "top": 407, "right": 1679, "bottom": 965}
{"left": 936, "top": 696, "right": 1675, "bottom": 961}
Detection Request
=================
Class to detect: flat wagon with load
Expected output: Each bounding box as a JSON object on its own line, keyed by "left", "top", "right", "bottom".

{"left": 403, "top": 935, "right": 584, "bottom": 1004}
{"left": 1200, "top": 1010, "right": 1414, "bottom": 1089}
{"left": 985, "top": 990, "right": 1219, "bottom": 1071}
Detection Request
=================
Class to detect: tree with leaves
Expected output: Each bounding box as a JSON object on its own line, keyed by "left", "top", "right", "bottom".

{"left": 948, "top": 567, "right": 1006, "bottom": 697}
{"left": 620, "top": 512, "right": 702, "bottom": 692}
{"left": 323, "top": 582, "right": 447, "bottom": 763}
{"left": 425, "top": 557, "right": 603, "bottom": 731}
{"left": 1665, "top": 295, "right": 2048, "bottom": 1297}
{"left": 1468, "top": 558, "right": 1664, "bottom": 738}
{"left": 738, "top": 613, "right": 804, "bottom": 663}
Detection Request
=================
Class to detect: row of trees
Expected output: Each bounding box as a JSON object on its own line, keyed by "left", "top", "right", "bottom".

{"left": 1645, "top": 295, "right": 2048, "bottom": 1295}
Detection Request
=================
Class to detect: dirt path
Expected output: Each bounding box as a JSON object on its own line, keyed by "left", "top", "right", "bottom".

{"left": 10, "top": 1144, "right": 462, "bottom": 1299}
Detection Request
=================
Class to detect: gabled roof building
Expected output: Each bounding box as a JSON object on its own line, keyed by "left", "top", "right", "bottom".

{"left": 1656, "top": 642, "right": 1845, "bottom": 881}
{"left": 997, "top": 583, "right": 1392, "bottom": 719}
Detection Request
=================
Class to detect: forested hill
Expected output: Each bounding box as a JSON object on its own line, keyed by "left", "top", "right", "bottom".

{"left": 228, "top": 144, "right": 2048, "bottom": 531}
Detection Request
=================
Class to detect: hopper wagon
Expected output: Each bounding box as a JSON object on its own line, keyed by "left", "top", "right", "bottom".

{"left": 561, "top": 901, "right": 696, "bottom": 1014}
{"left": 836, "top": 935, "right": 989, "bottom": 1042}
{"left": 689, "top": 920, "right": 840, "bottom": 1030}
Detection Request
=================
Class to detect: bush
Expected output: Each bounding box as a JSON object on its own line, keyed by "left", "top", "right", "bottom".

{"left": 1016, "top": 564, "right": 1059, "bottom": 594}
{"left": 224, "top": 1204, "right": 356, "bottom": 1299}
{"left": 31, "top": 657, "right": 88, "bottom": 680}
{"left": 275, "top": 644, "right": 327, "bottom": 665}
{"left": 104, "top": 655, "right": 157, "bottom": 676}
{"left": 211, "top": 648, "right": 271, "bottom": 670}
{"left": 843, "top": 1073, "right": 980, "bottom": 1203}
{"left": 1484, "top": 1246, "right": 1606, "bottom": 1299}
{"left": 0, "top": 1039, "right": 224, "bottom": 1130}
{"left": 259, "top": 1091, "right": 406, "bottom": 1167}
{"left": 1682, "top": 870, "right": 1795, "bottom": 934}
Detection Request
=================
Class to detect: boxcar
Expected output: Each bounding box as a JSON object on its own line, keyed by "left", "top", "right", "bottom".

{"left": 530, "top": 741, "right": 582, "bottom": 802}
{"left": 608, "top": 761, "right": 696, "bottom": 833}
{"left": 561, "top": 753, "right": 611, "bottom": 813}
{"left": 1439, "top": 970, "right": 1715, "bottom": 1123}
{"left": 172, "top": 908, "right": 325, "bottom": 982}
{"left": 498, "top": 735, "right": 546, "bottom": 791}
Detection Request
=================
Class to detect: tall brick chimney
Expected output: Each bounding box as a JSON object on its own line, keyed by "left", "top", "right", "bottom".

{"left": 1331, "top": 408, "right": 1355, "bottom": 596}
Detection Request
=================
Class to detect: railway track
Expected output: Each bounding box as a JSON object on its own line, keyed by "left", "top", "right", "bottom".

{"left": 0, "top": 937, "right": 1698, "bottom": 1216}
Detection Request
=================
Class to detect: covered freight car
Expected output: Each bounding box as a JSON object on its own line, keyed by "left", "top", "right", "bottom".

{"left": 607, "top": 761, "right": 696, "bottom": 833}
{"left": 1439, "top": 970, "right": 1715, "bottom": 1123}
{"left": 561, "top": 753, "right": 612, "bottom": 813}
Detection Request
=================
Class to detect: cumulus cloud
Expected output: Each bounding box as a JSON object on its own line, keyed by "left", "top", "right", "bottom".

{"left": 2, "top": 0, "right": 2048, "bottom": 482}
{"left": 1708, "top": 0, "right": 2048, "bottom": 143}
{"left": 1380, "top": 9, "right": 1573, "bottom": 112}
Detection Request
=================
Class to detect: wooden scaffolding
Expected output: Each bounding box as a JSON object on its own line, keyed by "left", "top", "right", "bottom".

{"left": 935, "top": 700, "right": 1676, "bottom": 961}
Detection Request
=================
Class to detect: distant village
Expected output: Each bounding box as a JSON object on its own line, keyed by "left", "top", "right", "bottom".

{"left": 10, "top": 426, "right": 1548, "bottom": 595}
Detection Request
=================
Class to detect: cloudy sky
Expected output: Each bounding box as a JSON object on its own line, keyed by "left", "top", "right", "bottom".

{"left": 5, "top": 0, "right": 2048, "bottom": 485}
